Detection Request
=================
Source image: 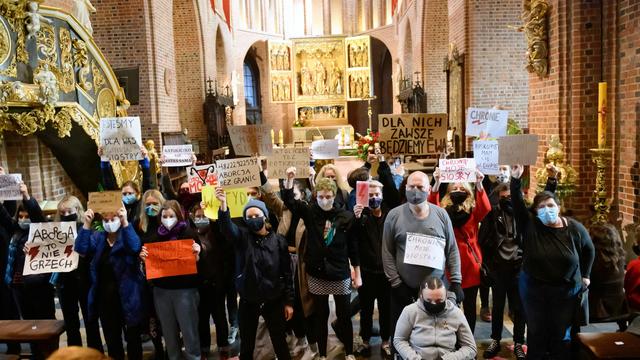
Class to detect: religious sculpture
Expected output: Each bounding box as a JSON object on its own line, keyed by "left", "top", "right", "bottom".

{"left": 520, "top": 0, "right": 550, "bottom": 78}
{"left": 315, "top": 60, "right": 326, "bottom": 95}
{"left": 33, "top": 64, "right": 59, "bottom": 105}
{"left": 26, "top": 1, "right": 52, "bottom": 40}
{"left": 535, "top": 135, "right": 578, "bottom": 205}
{"left": 73, "top": 0, "right": 97, "bottom": 35}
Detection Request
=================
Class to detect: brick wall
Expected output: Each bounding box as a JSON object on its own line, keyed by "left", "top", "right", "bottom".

{"left": 43, "top": 0, "right": 74, "bottom": 12}
{"left": 422, "top": 0, "right": 448, "bottom": 113}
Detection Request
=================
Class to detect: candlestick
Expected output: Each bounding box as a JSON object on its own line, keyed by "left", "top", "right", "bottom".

{"left": 278, "top": 129, "right": 284, "bottom": 145}
{"left": 597, "top": 82, "right": 607, "bottom": 148}
{"left": 271, "top": 129, "right": 275, "bottom": 145}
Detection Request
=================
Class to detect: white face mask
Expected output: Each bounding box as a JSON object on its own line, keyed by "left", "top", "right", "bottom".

{"left": 317, "top": 197, "right": 334, "bottom": 211}
{"left": 161, "top": 217, "right": 178, "bottom": 230}
{"left": 103, "top": 217, "right": 121, "bottom": 233}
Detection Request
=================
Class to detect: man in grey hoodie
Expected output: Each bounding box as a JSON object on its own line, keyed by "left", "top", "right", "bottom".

{"left": 394, "top": 276, "right": 477, "bottom": 360}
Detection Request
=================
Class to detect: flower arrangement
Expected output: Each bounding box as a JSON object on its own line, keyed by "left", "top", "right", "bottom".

{"left": 356, "top": 129, "right": 380, "bottom": 161}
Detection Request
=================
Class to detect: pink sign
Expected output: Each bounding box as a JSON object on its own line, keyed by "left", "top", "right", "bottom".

{"left": 356, "top": 181, "right": 369, "bottom": 207}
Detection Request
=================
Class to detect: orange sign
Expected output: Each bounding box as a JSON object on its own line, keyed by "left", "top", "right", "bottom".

{"left": 145, "top": 239, "right": 197, "bottom": 280}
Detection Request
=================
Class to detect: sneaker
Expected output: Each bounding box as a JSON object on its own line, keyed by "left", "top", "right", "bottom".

{"left": 480, "top": 307, "right": 492, "bottom": 322}
{"left": 381, "top": 341, "right": 392, "bottom": 358}
{"left": 293, "top": 337, "right": 309, "bottom": 356}
{"left": 345, "top": 355, "right": 356, "bottom": 360}
{"left": 483, "top": 339, "right": 501, "bottom": 359}
{"left": 228, "top": 326, "right": 239, "bottom": 344}
{"left": 514, "top": 343, "right": 526, "bottom": 360}
{"left": 353, "top": 335, "right": 365, "bottom": 354}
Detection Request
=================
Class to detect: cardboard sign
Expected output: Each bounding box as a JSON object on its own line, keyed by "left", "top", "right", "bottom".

{"left": 356, "top": 181, "right": 369, "bottom": 207}
{"left": 266, "top": 148, "right": 311, "bottom": 179}
{"left": 498, "top": 134, "right": 539, "bottom": 165}
{"left": 187, "top": 164, "right": 217, "bottom": 193}
{"left": 23, "top": 222, "right": 79, "bottom": 275}
{"left": 378, "top": 113, "right": 448, "bottom": 155}
{"left": 311, "top": 139, "right": 339, "bottom": 160}
{"left": 0, "top": 174, "right": 22, "bottom": 201}
{"left": 162, "top": 145, "right": 193, "bottom": 167}
{"left": 87, "top": 191, "right": 123, "bottom": 214}
{"left": 144, "top": 239, "right": 197, "bottom": 280}
{"left": 465, "top": 108, "right": 509, "bottom": 138}
{"left": 473, "top": 140, "right": 500, "bottom": 175}
{"left": 100, "top": 117, "right": 143, "bottom": 161}
{"left": 201, "top": 185, "right": 248, "bottom": 220}
{"left": 403, "top": 233, "right": 445, "bottom": 270}
{"left": 439, "top": 158, "right": 477, "bottom": 183}
{"left": 228, "top": 124, "right": 273, "bottom": 156}
{"left": 215, "top": 157, "right": 261, "bottom": 189}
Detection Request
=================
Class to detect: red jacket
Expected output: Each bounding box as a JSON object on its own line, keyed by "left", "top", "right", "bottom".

{"left": 625, "top": 258, "right": 640, "bottom": 311}
{"left": 429, "top": 189, "right": 491, "bottom": 288}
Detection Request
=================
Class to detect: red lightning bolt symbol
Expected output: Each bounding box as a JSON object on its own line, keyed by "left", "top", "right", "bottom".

{"left": 64, "top": 245, "right": 73, "bottom": 257}
{"left": 28, "top": 246, "right": 40, "bottom": 259}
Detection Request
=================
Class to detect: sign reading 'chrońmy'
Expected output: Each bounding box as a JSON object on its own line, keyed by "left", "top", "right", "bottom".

{"left": 377, "top": 113, "right": 448, "bottom": 155}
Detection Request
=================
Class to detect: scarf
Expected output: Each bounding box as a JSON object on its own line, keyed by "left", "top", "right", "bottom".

{"left": 157, "top": 221, "right": 188, "bottom": 239}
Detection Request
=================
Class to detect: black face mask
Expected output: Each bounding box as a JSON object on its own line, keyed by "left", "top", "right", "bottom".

{"left": 499, "top": 197, "right": 513, "bottom": 213}
{"left": 449, "top": 191, "right": 468, "bottom": 205}
{"left": 423, "top": 300, "right": 446, "bottom": 315}
{"left": 61, "top": 214, "right": 78, "bottom": 222}
{"left": 245, "top": 217, "right": 265, "bottom": 233}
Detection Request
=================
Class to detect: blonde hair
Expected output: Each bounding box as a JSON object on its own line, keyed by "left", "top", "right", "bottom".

{"left": 315, "top": 177, "right": 337, "bottom": 195}
{"left": 47, "top": 346, "right": 110, "bottom": 360}
{"left": 56, "top": 195, "right": 84, "bottom": 222}
{"left": 316, "top": 164, "right": 350, "bottom": 192}
{"left": 369, "top": 180, "right": 384, "bottom": 189}
{"left": 440, "top": 182, "right": 475, "bottom": 213}
{"left": 138, "top": 189, "right": 165, "bottom": 232}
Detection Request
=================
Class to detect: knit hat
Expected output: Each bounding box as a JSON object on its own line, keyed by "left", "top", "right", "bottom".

{"left": 243, "top": 199, "right": 269, "bottom": 219}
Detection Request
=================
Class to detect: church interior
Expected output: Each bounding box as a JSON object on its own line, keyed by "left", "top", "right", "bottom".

{"left": 0, "top": 0, "right": 640, "bottom": 359}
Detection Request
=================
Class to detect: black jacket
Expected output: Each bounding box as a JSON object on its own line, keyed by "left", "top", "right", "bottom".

{"left": 283, "top": 188, "right": 359, "bottom": 281}
{"left": 355, "top": 206, "right": 388, "bottom": 274}
{"left": 218, "top": 208, "right": 293, "bottom": 306}
{"left": 196, "top": 221, "right": 234, "bottom": 286}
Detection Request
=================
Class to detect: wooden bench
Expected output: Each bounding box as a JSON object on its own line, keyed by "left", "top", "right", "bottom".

{"left": 577, "top": 332, "right": 640, "bottom": 359}
{"left": 0, "top": 320, "right": 65, "bottom": 359}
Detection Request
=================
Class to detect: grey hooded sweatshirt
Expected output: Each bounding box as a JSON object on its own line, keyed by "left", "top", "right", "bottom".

{"left": 394, "top": 299, "right": 477, "bottom": 360}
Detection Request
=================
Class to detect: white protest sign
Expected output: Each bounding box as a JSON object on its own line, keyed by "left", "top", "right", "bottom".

{"left": 162, "top": 145, "right": 193, "bottom": 167}
{"left": 215, "top": 157, "right": 261, "bottom": 189}
{"left": 0, "top": 174, "right": 22, "bottom": 201}
{"left": 100, "top": 117, "right": 143, "bottom": 161}
{"left": 473, "top": 140, "right": 500, "bottom": 175}
{"left": 23, "top": 222, "right": 79, "bottom": 275}
{"left": 228, "top": 125, "right": 273, "bottom": 156}
{"left": 266, "top": 148, "right": 311, "bottom": 179}
{"left": 311, "top": 139, "right": 339, "bottom": 160}
{"left": 439, "top": 158, "right": 477, "bottom": 183}
{"left": 465, "top": 108, "right": 509, "bottom": 138}
{"left": 403, "top": 233, "right": 445, "bottom": 270}
{"left": 187, "top": 164, "right": 218, "bottom": 193}
{"left": 498, "top": 134, "right": 539, "bottom": 165}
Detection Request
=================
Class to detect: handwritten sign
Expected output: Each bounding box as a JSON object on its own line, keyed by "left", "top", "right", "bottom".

{"left": 215, "top": 157, "right": 261, "bottom": 189}
{"left": 473, "top": 140, "right": 500, "bottom": 175}
{"left": 465, "top": 108, "right": 509, "bottom": 138}
{"left": 403, "top": 233, "right": 445, "bottom": 270}
{"left": 356, "top": 181, "right": 369, "bottom": 207}
{"left": 201, "top": 185, "right": 248, "bottom": 219}
{"left": 162, "top": 145, "right": 193, "bottom": 167}
{"left": 228, "top": 124, "right": 273, "bottom": 156}
{"left": 0, "top": 174, "right": 22, "bottom": 201}
{"left": 23, "top": 222, "right": 79, "bottom": 275}
{"left": 439, "top": 158, "right": 477, "bottom": 183}
{"left": 266, "top": 148, "right": 311, "bottom": 179}
{"left": 145, "top": 239, "right": 197, "bottom": 280}
{"left": 87, "top": 191, "right": 122, "bottom": 214}
{"left": 311, "top": 139, "right": 339, "bottom": 160}
{"left": 378, "top": 113, "right": 448, "bottom": 155}
{"left": 100, "top": 117, "right": 143, "bottom": 161}
{"left": 187, "top": 164, "right": 217, "bottom": 193}
{"left": 498, "top": 134, "right": 539, "bottom": 165}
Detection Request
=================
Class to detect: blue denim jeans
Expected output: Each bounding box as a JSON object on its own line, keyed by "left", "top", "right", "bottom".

{"left": 519, "top": 271, "right": 581, "bottom": 360}
{"left": 153, "top": 287, "right": 200, "bottom": 360}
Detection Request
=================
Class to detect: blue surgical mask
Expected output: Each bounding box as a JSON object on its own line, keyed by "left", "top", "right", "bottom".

{"left": 537, "top": 206, "right": 559, "bottom": 225}
{"left": 18, "top": 219, "right": 31, "bottom": 230}
{"left": 369, "top": 197, "right": 382, "bottom": 209}
{"left": 122, "top": 194, "right": 137, "bottom": 205}
{"left": 145, "top": 204, "right": 161, "bottom": 217}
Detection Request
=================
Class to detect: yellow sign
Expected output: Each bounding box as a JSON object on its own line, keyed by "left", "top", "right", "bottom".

{"left": 201, "top": 185, "right": 248, "bottom": 220}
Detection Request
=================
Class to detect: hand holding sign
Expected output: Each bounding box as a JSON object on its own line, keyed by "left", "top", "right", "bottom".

{"left": 511, "top": 164, "right": 524, "bottom": 179}
{"left": 100, "top": 117, "right": 143, "bottom": 161}
{"left": 438, "top": 158, "right": 477, "bottom": 183}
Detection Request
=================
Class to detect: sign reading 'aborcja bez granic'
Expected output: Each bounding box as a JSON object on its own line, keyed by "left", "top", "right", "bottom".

{"left": 377, "top": 113, "right": 448, "bottom": 156}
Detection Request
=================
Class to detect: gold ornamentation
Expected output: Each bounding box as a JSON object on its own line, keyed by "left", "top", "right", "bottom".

{"left": 96, "top": 87, "right": 116, "bottom": 118}
{"left": 0, "top": 0, "right": 30, "bottom": 63}
{"left": 51, "top": 105, "right": 74, "bottom": 137}
{"left": 72, "top": 38, "right": 92, "bottom": 92}
{"left": 91, "top": 59, "right": 106, "bottom": 90}
{"left": 0, "top": 18, "right": 11, "bottom": 66}
{"left": 115, "top": 87, "right": 129, "bottom": 116}
{"left": 0, "top": 56, "right": 17, "bottom": 78}
{"left": 535, "top": 135, "right": 578, "bottom": 204}
{"left": 520, "top": 0, "right": 550, "bottom": 78}
{"left": 588, "top": 148, "right": 612, "bottom": 225}
{"left": 57, "top": 27, "right": 75, "bottom": 93}
{"left": 36, "top": 21, "right": 57, "bottom": 64}
{"left": 0, "top": 80, "right": 39, "bottom": 103}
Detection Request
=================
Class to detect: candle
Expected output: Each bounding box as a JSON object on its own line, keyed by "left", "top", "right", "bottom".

{"left": 597, "top": 82, "right": 607, "bottom": 148}
{"left": 271, "top": 129, "right": 275, "bottom": 145}
{"left": 278, "top": 129, "right": 284, "bottom": 145}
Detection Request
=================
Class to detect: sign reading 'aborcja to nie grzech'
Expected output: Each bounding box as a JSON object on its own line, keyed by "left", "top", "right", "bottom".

{"left": 377, "top": 113, "right": 448, "bottom": 156}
